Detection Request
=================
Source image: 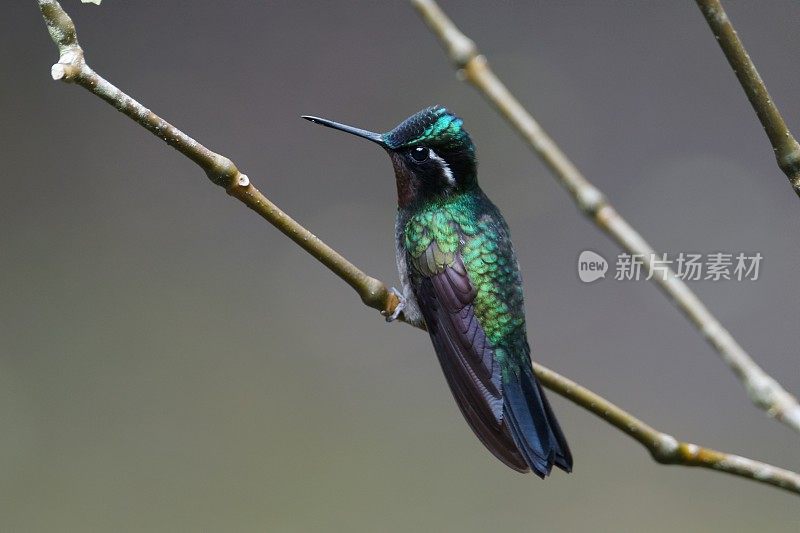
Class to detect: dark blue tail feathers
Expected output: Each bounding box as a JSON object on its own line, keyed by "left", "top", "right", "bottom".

{"left": 502, "top": 368, "right": 573, "bottom": 478}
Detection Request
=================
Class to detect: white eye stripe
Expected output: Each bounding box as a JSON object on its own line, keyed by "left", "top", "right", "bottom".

{"left": 427, "top": 149, "right": 455, "bottom": 186}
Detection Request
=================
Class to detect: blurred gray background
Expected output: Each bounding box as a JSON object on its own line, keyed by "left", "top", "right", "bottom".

{"left": 2, "top": 1, "right": 799, "bottom": 531}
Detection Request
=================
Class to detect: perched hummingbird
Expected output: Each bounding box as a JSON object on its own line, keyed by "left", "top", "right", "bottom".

{"left": 303, "top": 106, "right": 572, "bottom": 477}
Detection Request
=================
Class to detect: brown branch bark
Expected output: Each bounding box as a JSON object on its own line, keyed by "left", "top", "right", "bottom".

{"left": 696, "top": 0, "right": 800, "bottom": 197}
{"left": 411, "top": 0, "right": 800, "bottom": 435}
{"left": 36, "top": 0, "right": 800, "bottom": 496}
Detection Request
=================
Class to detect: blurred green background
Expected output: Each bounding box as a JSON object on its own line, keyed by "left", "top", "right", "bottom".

{"left": 2, "top": 1, "right": 800, "bottom": 531}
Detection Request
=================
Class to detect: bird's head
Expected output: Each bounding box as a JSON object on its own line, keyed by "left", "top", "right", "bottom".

{"left": 303, "top": 106, "right": 477, "bottom": 208}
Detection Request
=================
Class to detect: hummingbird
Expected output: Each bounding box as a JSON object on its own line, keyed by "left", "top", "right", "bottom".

{"left": 303, "top": 106, "right": 572, "bottom": 477}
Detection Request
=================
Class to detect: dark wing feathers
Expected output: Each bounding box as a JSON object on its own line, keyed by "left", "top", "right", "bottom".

{"left": 417, "top": 270, "right": 529, "bottom": 472}
{"left": 411, "top": 241, "right": 572, "bottom": 477}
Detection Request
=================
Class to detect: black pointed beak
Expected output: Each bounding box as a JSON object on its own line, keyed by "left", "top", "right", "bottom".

{"left": 302, "top": 115, "right": 386, "bottom": 147}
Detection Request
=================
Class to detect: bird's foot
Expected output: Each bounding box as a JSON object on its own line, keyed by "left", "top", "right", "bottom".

{"left": 384, "top": 287, "right": 406, "bottom": 323}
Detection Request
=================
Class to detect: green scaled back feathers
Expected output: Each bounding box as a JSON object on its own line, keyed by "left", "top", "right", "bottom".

{"left": 404, "top": 193, "right": 525, "bottom": 358}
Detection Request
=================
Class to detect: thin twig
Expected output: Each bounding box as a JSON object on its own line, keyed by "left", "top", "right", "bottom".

{"left": 696, "top": 0, "right": 800, "bottom": 197}
{"left": 36, "top": 0, "right": 800, "bottom": 495}
{"left": 411, "top": 0, "right": 800, "bottom": 435}
{"left": 536, "top": 366, "right": 800, "bottom": 495}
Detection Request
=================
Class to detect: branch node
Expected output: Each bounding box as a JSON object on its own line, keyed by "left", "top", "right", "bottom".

{"left": 236, "top": 173, "right": 250, "bottom": 188}
{"left": 206, "top": 155, "right": 239, "bottom": 188}
{"left": 650, "top": 434, "right": 680, "bottom": 462}
{"left": 575, "top": 185, "right": 606, "bottom": 216}
{"left": 359, "top": 277, "right": 389, "bottom": 311}
{"left": 50, "top": 63, "right": 66, "bottom": 80}
{"left": 776, "top": 146, "right": 800, "bottom": 179}
{"left": 449, "top": 34, "right": 478, "bottom": 69}
{"left": 51, "top": 61, "right": 81, "bottom": 82}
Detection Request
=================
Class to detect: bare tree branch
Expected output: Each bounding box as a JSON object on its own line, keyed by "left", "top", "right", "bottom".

{"left": 536, "top": 366, "right": 800, "bottom": 495}
{"left": 411, "top": 0, "right": 800, "bottom": 435}
{"left": 696, "top": 0, "right": 800, "bottom": 197}
{"left": 36, "top": 0, "right": 800, "bottom": 495}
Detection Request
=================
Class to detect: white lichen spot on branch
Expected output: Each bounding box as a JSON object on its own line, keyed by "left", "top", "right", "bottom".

{"left": 50, "top": 63, "right": 68, "bottom": 81}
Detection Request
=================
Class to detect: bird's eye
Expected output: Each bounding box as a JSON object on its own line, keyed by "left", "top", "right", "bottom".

{"left": 410, "top": 146, "right": 430, "bottom": 163}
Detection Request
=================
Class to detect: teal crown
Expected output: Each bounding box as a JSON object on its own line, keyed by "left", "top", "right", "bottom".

{"left": 384, "top": 106, "right": 472, "bottom": 151}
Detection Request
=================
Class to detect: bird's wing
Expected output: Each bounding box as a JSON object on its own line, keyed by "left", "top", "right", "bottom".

{"left": 409, "top": 240, "right": 529, "bottom": 472}
{"left": 410, "top": 228, "right": 573, "bottom": 477}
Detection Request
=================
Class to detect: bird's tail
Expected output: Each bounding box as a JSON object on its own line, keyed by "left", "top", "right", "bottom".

{"left": 502, "top": 365, "right": 573, "bottom": 478}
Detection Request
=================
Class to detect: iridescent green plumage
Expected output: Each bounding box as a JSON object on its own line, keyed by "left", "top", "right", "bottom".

{"left": 303, "top": 106, "right": 572, "bottom": 477}
{"left": 403, "top": 193, "right": 524, "bottom": 352}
